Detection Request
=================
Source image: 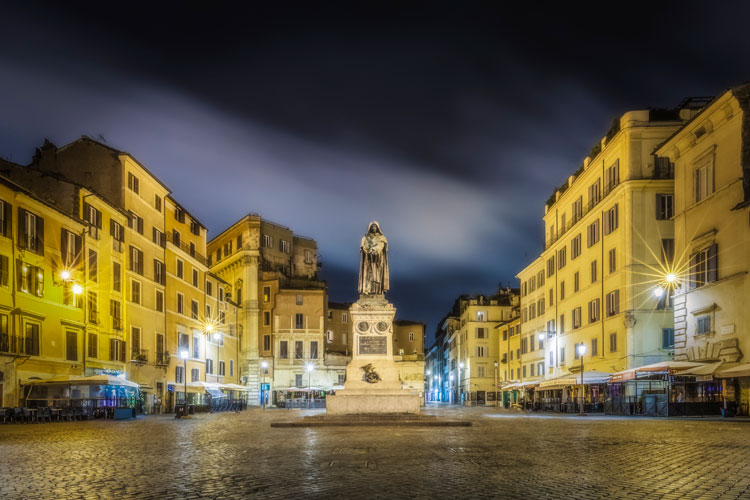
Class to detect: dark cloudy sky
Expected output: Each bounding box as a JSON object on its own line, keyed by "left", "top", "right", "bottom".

{"left": 1, "top": 2, "right": 749, "bottom": 343}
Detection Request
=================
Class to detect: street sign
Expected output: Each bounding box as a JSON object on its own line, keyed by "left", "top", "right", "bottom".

{"left": 261, "top": 383, "right": 270, "bottom": 390}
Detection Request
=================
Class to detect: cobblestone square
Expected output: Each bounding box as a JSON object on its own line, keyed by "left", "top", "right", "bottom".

{"left": 1, "top": 406, "right": 749, "bottom": 499}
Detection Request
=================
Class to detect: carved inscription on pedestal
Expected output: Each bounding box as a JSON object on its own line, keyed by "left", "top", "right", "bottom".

{"left": 359, "top": 335, "right": 387, "bottom": 355}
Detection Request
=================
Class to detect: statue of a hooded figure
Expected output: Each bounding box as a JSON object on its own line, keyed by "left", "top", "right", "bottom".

{"left": 358, "top": 221, "right": 389, "bottom": 296}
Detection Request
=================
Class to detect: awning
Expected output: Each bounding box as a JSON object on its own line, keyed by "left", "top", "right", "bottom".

{"left": 222, "top": 383, "right": 250, "bottom": 392}
{"left": 538, "top": 371, "right": 612, "bottom": 389}
{"left": 206, "top": 389, "right": 225, "bottom": 399}
{"left": 22, "top": 375, "right": 83, "bottom": 385}
{"left": 23, "top": 374, "right": 138, "bottom": 388}
{"left": 503, "top": 381, "right": 539, "bottom": 391}
{"left": 610, "top": 361, "right": 703, "bottom": 382}
{"left": 672, "top": 361, "right": 726, "bottom": 378}
{"left": 716, "top": 363, "right": 750, "bottom": 378}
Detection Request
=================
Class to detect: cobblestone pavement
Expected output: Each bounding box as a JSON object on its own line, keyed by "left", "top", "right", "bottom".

{"left": 1, "top": 405, "right": 749, "bottom": 500}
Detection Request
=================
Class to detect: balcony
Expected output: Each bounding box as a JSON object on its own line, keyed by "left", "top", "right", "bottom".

{"left": 166, "top": 232, "right": 207, "bottom": 265}
{"left": 112, "top": 317, "right": 123, "bottom": 331}
{"left": 156, "top": 351, "right": 170, "bottom": 365}
{"left": 131, "top": 348, "right": 148, "bottom": 364}
{"left": 112, "top": 239, "right": 123, "bottom": 253}
{"left": 87, "top": 226, "right": 100, "bottom": 240}
{"left": 88, "top": 310, "right": 99, "bottom": 324}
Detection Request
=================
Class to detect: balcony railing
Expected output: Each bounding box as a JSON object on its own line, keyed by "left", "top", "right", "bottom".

{"left": 131, "top": 348, "right": 148, "bottom": 363}
{"left": 166, "top": 232, "right": 207, "bottom": 265}
{"left": 0, "top": 334, "right": 39, "bottom": 356}
{"left": 88, "top": 226, "right": 100, "bottom": 240}
{"left": 156, "top": 351, "right": 170, "bottom": 365}
{"left": 88, "top": 310, "right": 99, "bottom": 324}
{"left": 112, "top": 239, "right": 123, "bottom": 253}
{"left": 112, "top": 317, "right": 123, "bottom": 331}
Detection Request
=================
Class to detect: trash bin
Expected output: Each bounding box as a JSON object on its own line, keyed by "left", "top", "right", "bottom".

{"left": 188, "top": 405, "right": 195, "bottom": 415}
{"left": 174, "top": 405, "right": 184, "bottom": 418}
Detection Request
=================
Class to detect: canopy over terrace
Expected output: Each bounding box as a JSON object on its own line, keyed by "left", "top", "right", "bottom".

{"left": 716, "top": 362, "right": 750, "bottom": 378}
{"left": 610, "top": 361, "right": 703, "bottom": 382}
{"left": 538, "top": 371, "right": 612, "bottom": 390}
{"left": 23, "top": 374, "right": 139, "bottom": 411}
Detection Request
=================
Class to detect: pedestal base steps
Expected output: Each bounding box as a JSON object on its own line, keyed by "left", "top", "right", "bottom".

{"left": 270, "top": 414, "right": 471, "bottom": 427}
{"left": 326, "top": 391, "right": 421, "bottom": 415}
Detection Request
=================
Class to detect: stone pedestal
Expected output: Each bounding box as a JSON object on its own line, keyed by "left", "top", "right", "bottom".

{"left": 326, "top": 296, "right": 421, "bottom": 415}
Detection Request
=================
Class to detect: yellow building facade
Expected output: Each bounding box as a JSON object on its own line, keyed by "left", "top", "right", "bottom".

{"left": 519, "top": 108, "right": 701, "bottom": 401}
{"left": 655, "top": 85, "right": 750, "bottom": 414}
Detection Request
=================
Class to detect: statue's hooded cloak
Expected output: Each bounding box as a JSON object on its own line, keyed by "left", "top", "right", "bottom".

{"left": 358, "top": 221, "right": 389, "bottom": 295}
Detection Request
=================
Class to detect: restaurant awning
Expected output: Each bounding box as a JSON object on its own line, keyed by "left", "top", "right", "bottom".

{"left": 538, "top": 371, "right": 612, "bottom": 390}
{"left": 672, "top": 361, "right": 726, "bottom": 378}
{"left": 610, "top": 361, "right": 703, "bottom": 382}
{"left": 23, "top": 374, "right": 138, "bottom": 388}
{"left": 715, "top": 362, "right": 750, "bottom": 378}
{"left": 22, "top": 375, "right": 83, "bottom": 385}
{"left": 222, "top": 383, "right": 250, "bottom": 392}
{"left": 502, "top": 381, "right": 539, "bottom": 391}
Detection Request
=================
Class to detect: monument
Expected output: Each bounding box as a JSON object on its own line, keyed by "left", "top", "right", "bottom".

{"left": 326, "top": 222, "right": 421, "bottom": 415}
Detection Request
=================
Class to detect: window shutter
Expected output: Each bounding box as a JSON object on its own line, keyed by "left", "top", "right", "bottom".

{"left": 17, "top": 208, "right": 26, "bottom": 249}
{"left": 3, "top": 201, "right": 11, "bottom": 237}
{"left": 120, "top": 340, "right": 126, "bottom": 361}
{"left": 36, "top": 216, "right": 44, "bottom": 255}
{"left": 96, "top": 209, "right": 102, "bottom": 229}
{"left": 689, "top": 253, "right": 698, "bottom": 289}
{"left": 109, "top": 339, "right": 115, "bottom": 361}
{"left": 74, "top": 234, "right": 82, "bottom": 268}
{"left": 61, "top": 228, "right": 69, "bottom": 266}
{"left": 707, "top": 244, "right": 718, "bottom": 282}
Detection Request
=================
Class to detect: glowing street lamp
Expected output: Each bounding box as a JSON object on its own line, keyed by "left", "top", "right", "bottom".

{"left": 60, "top": 270, "right": 71, "bottom": 281}
{"left": 577, "top": 344, "right": 587, "bottom": 416}
{"left": 72, "top": 283, "right": 83, "bottom": 295}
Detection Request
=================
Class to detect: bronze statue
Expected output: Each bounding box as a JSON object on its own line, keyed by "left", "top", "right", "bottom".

{"left": 361, "top": 363, "right": 381, "bottom": 384}
{"left": 358, "top": 221, "right": 389, "bottom": 296}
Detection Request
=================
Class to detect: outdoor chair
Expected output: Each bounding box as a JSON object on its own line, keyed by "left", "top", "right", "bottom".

{"left": 13, "top": 407, "right": 23, "bottom": 423}
{"left": 22, "top": 408, "right": 33, "bottom": 423}
{"left": 38, "top": 407, "right": 50, "bottom": 423}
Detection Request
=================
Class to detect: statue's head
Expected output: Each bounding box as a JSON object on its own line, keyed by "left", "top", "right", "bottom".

{"left": 368, "top": 221, "right": 382, "bottom": 235}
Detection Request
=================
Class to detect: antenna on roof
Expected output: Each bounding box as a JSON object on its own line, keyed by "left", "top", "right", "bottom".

{"left": 97, "top": 134, "right": 107, "bottom": 143}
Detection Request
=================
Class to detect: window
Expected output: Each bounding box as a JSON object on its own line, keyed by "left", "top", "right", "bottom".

{"left": 89, "top": 250, "right": 97, "bottom": 281}
{"left": 538, "top": 270, "right": 545, "bottom": 287}
{"left": 549, "top": 288, "right": 553, "bottom": 306}
{"left": 263, "top": 311, "right": 271, "bottom": 326}
{"left": 111, "top": 300, "right": 122, "bottom": 330}
{"left": 156, "top": 290, "right": 164, "bottom": 312}
{"left": 129, "top": 246, "right": 143, "bottom": 275}
{"left": 280, "top": 340, "right": 288, "bottom": 359}
{"left": 605, "top": 160, "right": 619, "bottom": 191}
{"left": 191, "top": 300, "right": 199, "bottom": 320}
{"left": 606, "top": 290, "right": 620, "bottom": 317}
{"left": 219, "top": 288, "right": 224, "bottom": 302}
{"left": 296, "top": 294, "right": 303, "bottom": 305}
{"left": 263, "top": 286, "right": 271, "bottom": 302}
{"left": 538, "top": 298, "right": 545, "bottom": 315}
{"left": 88, "top": 332, "right": 97, "bottom": 359}
{"left": 66, "top": 330, "right": 77, "bottom": 361}
{"left": 153, "top": 259, "right": 165, "bottom": 285}
{"left": 560, "top": 213, "right": 566, "bottom": 234}
{"left": 129, "top": 212, "right": 144, "bottom": 234}
{"left": 546, "top": 256, "right": 555, "bottom": 277}
{"left": 236, "top": 233, "right": 243, "bottom": 250}
{"left": 571, "top": 234, "right": 582, "bottom": 260}
{"left": 173, "top": 230, "right": 181, "bottom": 247}
{"left": 304, "top": 249, "right": 313, "bottom": 264}
{"left": 127, "top": 173, "right": 140, "bottom": 194}
{"left": 656, "top": 194, "right": 673, "bottom": 220}
{"left": 206, "top": 281, "right": 213, "bottom": 296}
{"left": 88, "top": 291, "right": 98, "bottom": 324}
{"left": 609, "top": 333, "right": 617, "bottom": 352}
{"left": 587, "top": 219, "right": 600, "bottom": 247}
{"left": 175, "top": 207, "right": 186, "bottom": 223}
{"left": 110, "top": 220, "right": 124, "bottom": 248}
{"left": 280, "top": 240, "right": 291, "bottom": 253}
{"left": 591, "top": 260, "right": 598, "bottom": 283}
{"left": 559, "top": 314, "right": 565, "bottom": 334}
{"left": 154, "top": 194, "right": 162, "bottom": 212}
{"left": 310, "top": 341, "right": 318, "bottom": 359}
{"left": 18, "top": 262, "right": 44, "bottom": 297}
{"left": 409, "top": 332, "right": 414, "bottom": 342}
{"left": 588, "top": 179, "right": 601, "bottom": 208}
{"left": 559, "top": 281, "right": 565, "bottom": 301}
{"left": 130, "top": 279, "right": 141, "bottom": 304}
{"left": 608, "top": 248, "right": 616, "bottom": 273}
{"left": 295, "top": 313, "right": 304, "bottom": 329}
{"left": 61, "top": 229, "right": 82, "bottom": 268}
{"left": 572, "top": 196, "right": 583, "bottom": 222}
{"left": 152, "top": 228, "right": 165, "bottom": 247}
{"left": 295, "top": 340, "right": 303, "bottom": 359}
{"left": 230, "top": 360, "right": 234, "bottom": 376}
{"left": 549, "top": 351, "right": 554, "bottom": 367}
{"left": 193, "top": 332, "right": 200, "bottom": 359}
{"left": 529, "top": 303, "right": 536, "bottom": 319}
{"left": 263, "top": 334, "right": 271, "bottom": 351}
{"left": 206, "top": 304, "right": 211, "bottom": 318}
{"left": 176, "top": 259, "right": 184, "bottom": 279}
{"left": 342, "top": 313, "right": 348, "bottom": 323}
{"left": 179, "top": 332, "right": 189, "bottom": 351}
{"left": 478, "top": 366, "right": 486, "bottom": 378}
{"left": 557, "top": 247, "right": 566, "bottom": 269}
{"left": 697, "top": 316, "right": 711, "bottom": 335}
{"left": 83, "top": 203, "right": 101, "bottom": 236}
{"left": 23, "top": 323, "right": 40, "bottom": 356}
{"left": 559, "top": 346, "right": 565, "bottom": 364}
{"left": 573, "top": 272, "right": 579, "bottom": 293}
{"left": 18, "top": 209, "right": 44, "bottom": 254}
{"left": 262, "top": 234, "right": 273, "bottom": 248}
{"left": 476, "top": 327, "right": 487, "bottom": 339}
{"left": 662, "top": 328, "right": 675, "bottom": 349}
{"left": 295, "top": 374, "right": 303, "bottom": 387}
{"left": 0, "top": 200, "right": 11, "bottom": 237}
{"left": 206, "top": 358, "right": 214, "bottom": 374}
{"left": 588, "top": 299, "right": 600, "bottom": 322}
{"left": 477, "top": 310, "right": 487, "bottom": 321}
{"left": 476, "top": 346, "right": 486, "bottom": 357}
{"left": 190, "top": 219, "right": 200, "bottom": 236}
{"left": 591, "top": 338, "right": 598, "bottom": 356}
{"left": 191, "top": 368, "right": 200, "bottom": 383}
{"left": 224, "top": 240, "right": 232, "bottom": 256}
{"left": 695, "top": 164, "right": 712, "bottom": 202}
{"left": 219, "top": 360, "right": 225, "bottom": 376}
{"left": 603, "top": 204, "right": 619, "bottom": 235}
{"left": 175, "top": 366, "right": 184, "bottom": 384}
{"left": 177, "top": 293, "right": 184, "bottom": 314}
{"left": 572, "top": 307, "right": 581, "bottom": 329}
{"left": 689, "top": 244, "right": 718, "bottom": 288}
{"left": 574, "top": 342, "right": 584, "bottom": 360}
{"left": 131, "top": 326, "right": 142, "bottom": 359}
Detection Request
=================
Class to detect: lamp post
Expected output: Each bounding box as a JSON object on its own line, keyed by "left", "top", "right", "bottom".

{"left": 261, "top": 361, "right": 268, "bottom": 410}
{"left": 494, "top": 360, "right": 499, "bottom": 407}
{"left": 449, "top": 373, "right": 454, "bottom": 404}
{"left": 179, "top": 349, "right": 189, "bottom": 417}
{"left": 577, "top": 344, "right": 586, "bottom": 416}
{"left": 306, "top": 363, "right": 314, "bottom": 408}
{"left": 458, "top": 362, "right": 464, "bottom": 406}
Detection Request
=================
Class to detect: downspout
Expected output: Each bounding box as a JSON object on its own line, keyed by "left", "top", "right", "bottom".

{"left": 602, "top": 160, "right": 605, "bottom": 362}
